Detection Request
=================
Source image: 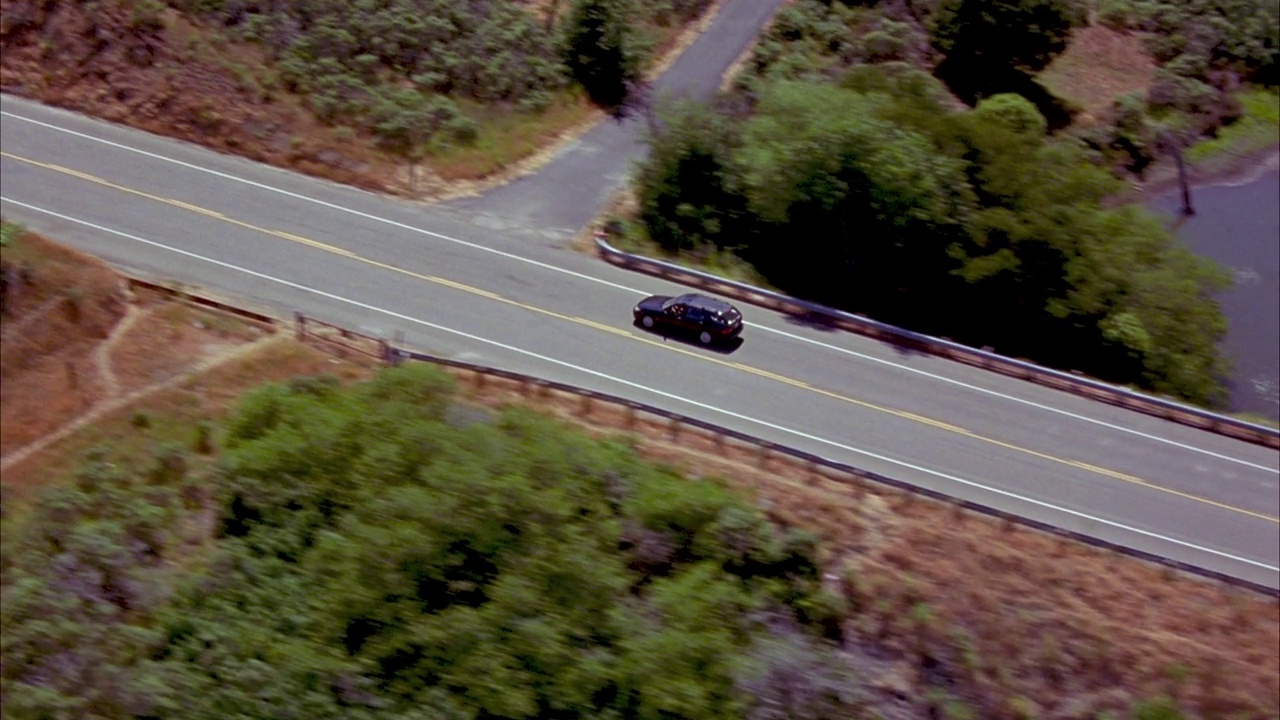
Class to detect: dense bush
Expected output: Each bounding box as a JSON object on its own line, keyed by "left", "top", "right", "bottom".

{"left": 738, "top": 0, "right": 933, "bottom": 93}
{"left": 1089, "top": 0, "right": 1279, "bottom": 152}
{"left": 636, "top": 99, "right": 751, "bottom": 253}
{"left": 158, "top": 0, "right": 707, "bottom": 150}
{"left": 2, "top": 365, "right": 858, "bottom": 719}
{"left": 636, "top": 72, "right": 1231, "bottom": 404}
{"left": 1099, "top": 0, "right": 1280, "bottom": 83}
{"left": 175, "top": 0, "right": 567, "bottom": 107}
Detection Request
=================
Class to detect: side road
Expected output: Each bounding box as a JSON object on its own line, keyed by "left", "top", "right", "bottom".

{"left": 442, "top": 0, "right": 788, "bottom": 240}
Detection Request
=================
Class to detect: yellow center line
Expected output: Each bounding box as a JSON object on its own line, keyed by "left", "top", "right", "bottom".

{"left": 274, "top": 230, "right": 354, "bottom": 257}
{"left": 168, "top": 199, "right": 225, "bottom": 218}
{"left": 7, "top": 151, "right": 1276, "bottom": 524}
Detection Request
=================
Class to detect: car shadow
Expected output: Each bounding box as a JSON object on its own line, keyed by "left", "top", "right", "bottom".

{"left": 633, "top": 320, "right": 745, "bottom": 355}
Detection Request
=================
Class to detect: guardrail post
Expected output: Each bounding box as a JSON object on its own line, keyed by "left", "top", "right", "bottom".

{"left": 473, "top": 371, "right": 486, "bottom": 394}
{"left": 667, "top": 417, "right": 681, "bottom": 440}
{"left": 389, "top": 332, "right": 404, "bottom": 366}
{"left": 757, "top": 444, "right": 769, "bottom": 468}
{"left": 578, "top": 395, "right": 592, "bottom": 417}
{"left": 625, "top": 405, "right": 636, "bottom": 429}
{"left": 294, "top": 311, "right": 305, "bottom": 341}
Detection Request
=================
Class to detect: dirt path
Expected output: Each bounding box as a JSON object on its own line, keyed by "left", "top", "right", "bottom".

{"left": 91, "top": 303, "right": 143, "bottom": 399}
{"left": 0, "top": 332, "right": 285, "bottom": 474}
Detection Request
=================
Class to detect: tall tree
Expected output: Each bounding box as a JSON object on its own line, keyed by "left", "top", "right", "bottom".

{"left": 562, "top": 0, "right": 644, "bottom": 107}
{"left": 930, "top": 0, "right": 1075, "bottom": 104}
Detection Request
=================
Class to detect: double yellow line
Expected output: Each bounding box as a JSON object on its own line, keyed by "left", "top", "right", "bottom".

{"left": 4, "top": 150, "right": 1275, "bottom": 524}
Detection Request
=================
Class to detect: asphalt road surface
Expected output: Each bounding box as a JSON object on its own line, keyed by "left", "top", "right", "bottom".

{"left": 2, "top": 91, "right": 1278, "bottom": 590}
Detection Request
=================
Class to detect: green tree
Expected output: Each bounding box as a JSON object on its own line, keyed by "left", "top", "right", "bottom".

{"left": 930, "top": 0, "right": 1075, "bottom": 104}
{"left": 636, "top": 99, "right": 750, "bottom": 254}
{"left": 737, "top": 80, "right": 973, "bottom": 315}
{"left": 562, "top": 0, "right": 645, "bottom": 107}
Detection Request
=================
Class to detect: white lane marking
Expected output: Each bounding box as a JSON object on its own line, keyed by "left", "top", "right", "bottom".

{"left": 4, "top": 197, "right": 1277, "bottom": 578}
{"left": 749, "top": 324, "right": 1280, "bottom": 475}
{"left": 3, "top": 108, "right": 1276, "bottom": 473}
{"left": 1, "top": 109, "right": 643, "bottom": 290}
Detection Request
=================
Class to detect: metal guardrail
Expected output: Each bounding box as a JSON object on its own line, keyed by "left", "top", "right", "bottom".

{"left": 594, "top": 237, "right": 1280, "bottom": 449}
{"left": 382, "top": 342, "right": 1276, "bottom": 598}
{"left": 115, "top": 285, "right": 1277, "bottom": 596}
{"left": 127, "top": 277, "right": 278, "bottom": 327}
{"left": 294, "top": 311, "right": 390, "bottom": 361}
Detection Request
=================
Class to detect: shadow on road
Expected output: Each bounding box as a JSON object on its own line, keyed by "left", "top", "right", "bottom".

{"left": 782, "top": 311, "right": 841, "bottom": 333}
{"left": 633, "top": 321, "right": 745, "bottom": 355}
{"left": 781, "top": 309, "right": 935, "bottom": 360}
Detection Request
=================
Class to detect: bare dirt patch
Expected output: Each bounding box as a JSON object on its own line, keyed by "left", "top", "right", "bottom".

{"left": 1038, "top": 24, "right": 1157, "bottom": 125}
{"left": 0, "top": 226, "right": 304, "bottom": 493}
{"left": 1, "top": 331, "right": 379, "bottom": 500}
{"left": 107, "top": 298, "right": 267, "bottom": 396}
{"left": 1, "top": 231, "right": 126, "bottom": 455}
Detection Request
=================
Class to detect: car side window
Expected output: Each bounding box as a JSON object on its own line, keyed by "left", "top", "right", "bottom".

{"left": 686, "top": 307, "right": 706, "bottom": 322}
{"left": 670, "top": 303, "right": 686, "bottom": 317}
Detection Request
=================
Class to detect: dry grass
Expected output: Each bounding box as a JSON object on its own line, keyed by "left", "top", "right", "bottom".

{"left": 1038, "top": 24, "right": 1157, "bottom": 125}
{"left": 0, "top": 335, "right": 379, "bottom": 503}
{"left": 0, "top": 226, "right": 380, "bottom": 499}
{"left": 0, "top": 231, "right": 126, "bottom": 455}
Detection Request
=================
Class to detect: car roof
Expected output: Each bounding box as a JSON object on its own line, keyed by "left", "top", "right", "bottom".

{"left": 676, "top": 293, "right": 736, "bottom": 312}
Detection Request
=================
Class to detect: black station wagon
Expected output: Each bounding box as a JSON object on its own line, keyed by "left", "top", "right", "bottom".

{"left": 633, "top": 293, "right": 744, "bottom": 345}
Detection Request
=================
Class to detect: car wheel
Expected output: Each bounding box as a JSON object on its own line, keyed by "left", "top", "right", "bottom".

{"left": 699, "top": 331, "right": 712, "bottom": 344}
{"left": 641, "top": 315, "right": 655, "bottom": 328}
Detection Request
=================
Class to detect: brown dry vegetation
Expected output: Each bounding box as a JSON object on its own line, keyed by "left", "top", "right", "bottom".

{"left": 2, "top": 231, "right": 1278, "bottom": 718}
{"left": 0, "top": 225, "right": 380, "bottom": 497}
{"left": 1038, "top": 24, "right": 1158, "bottom": 125}
{"left": 0, "top": 231, "right": 126, "bottom": 455}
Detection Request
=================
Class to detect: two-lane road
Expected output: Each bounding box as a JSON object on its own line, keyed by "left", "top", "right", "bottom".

{"left": 2, "top": 95, "right": 1277, "bottom": 590}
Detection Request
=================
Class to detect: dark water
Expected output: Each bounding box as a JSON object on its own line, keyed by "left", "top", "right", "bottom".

{"left": 1151, "top": 163, "right": 1280, "bottom": 419}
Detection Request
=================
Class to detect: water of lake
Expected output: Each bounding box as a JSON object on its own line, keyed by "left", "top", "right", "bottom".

{"left": 1151, "top": 162, "right": 1280, "bottom": 419}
